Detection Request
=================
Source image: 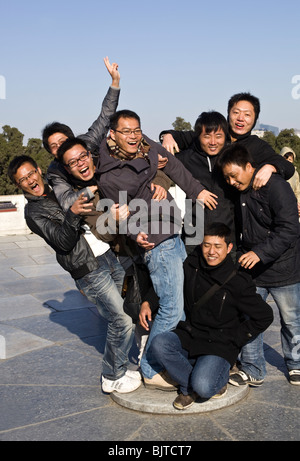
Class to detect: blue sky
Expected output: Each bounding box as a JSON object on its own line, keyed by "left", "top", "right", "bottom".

{"left": 1, "top": 0, "right": 300, "bottom": 144}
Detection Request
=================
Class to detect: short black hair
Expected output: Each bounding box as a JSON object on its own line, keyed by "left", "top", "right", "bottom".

{"left": 217, "top": 143, "right": 254, "bottom": 170}
{"left": 56, "top": 137, "right": 88, "bottom": 164}
{"left": 227, "top": 92, "right": 260, "bottom": 127}
{"left": 110, "top": 110, "right": 141, "bottom": 131}
{"left": 194, "top": 111, "right": 228, "bottom": 138}
{"left": 42, "top": 122, "right": 74, "bottom": 153}
{"left": 204, "top": 222, "right": 232, "bottom": 245}
{"left": 7, "top": 155, "right": 38, "bottom": 184}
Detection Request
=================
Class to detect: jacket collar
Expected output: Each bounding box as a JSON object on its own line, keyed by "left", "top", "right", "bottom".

{"left": 96, "top": 138, "right": 150, "bottom": 175}
{"left": 185, "top": 246, "right": 236, "bottom": 285}
{"left": 24, "top": 183, "right": 57, "bottom": 203}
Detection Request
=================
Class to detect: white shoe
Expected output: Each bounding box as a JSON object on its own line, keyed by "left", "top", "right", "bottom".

{"left": 102, "top": 374, "right": 141, "bottom": 394}
{"left": 125, "top": 369, "right": 142, "bottom": 381}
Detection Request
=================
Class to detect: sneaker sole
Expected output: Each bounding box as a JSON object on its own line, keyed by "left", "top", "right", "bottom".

{"left": 289, "top": 380, "right": 300, "bottom": 385}
{"left": 102, "top": 381, "right": 142, "bottom": 394}
{"left": 228, "top": 378, "right": 263, "bottom": 387}
{"left": 173, "top": 401, "right": 195, "bottom": 410}
{"left": 144, "top": 382, "right": 177, "bottom": 392}
{"left": 211, "top": 389, "right": 228, "bottom": 399}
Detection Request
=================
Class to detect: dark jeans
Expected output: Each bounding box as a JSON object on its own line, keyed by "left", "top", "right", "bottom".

{"left": 152, "top": 331, "right": 230, "bottom": 398}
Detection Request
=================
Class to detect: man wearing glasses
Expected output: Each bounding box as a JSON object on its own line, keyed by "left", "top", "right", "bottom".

{"left": 7, "top": 155, "right": 142, "bottom": 395}
{"left": 45, "top": 57, "right": 121, "bottom": 211}
{"left": 94, "top": 110, "right": 207, "bottom": 390}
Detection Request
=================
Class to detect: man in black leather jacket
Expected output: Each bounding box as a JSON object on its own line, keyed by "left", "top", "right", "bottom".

{"left": 8, "top": 155, "right": 142, "bottom": 395}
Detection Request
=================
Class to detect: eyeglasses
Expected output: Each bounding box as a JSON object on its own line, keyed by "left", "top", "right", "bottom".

{"left": 114, "top": 128, "right": 142, "bottom": 136}
{"left": 66, "top": 151, "right": 90, "bottom": 169}
{"left": 17, "top": 169, "right": 38, "bottom": 185}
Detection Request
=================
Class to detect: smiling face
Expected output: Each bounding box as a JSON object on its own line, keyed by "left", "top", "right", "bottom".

{"left": 229, "top": 100, "right": 256, "bottom": 138}
{"left": 110, "top": 117, "right": 142, "bottom": 156}
{"left": 63, "top": 144, "right": 95, "bottom": 182}
{"left": 14, "top": 162, "right": 44, "bottom": 196}
{"left": 199, "top": 126, "right": 226, "bottom": 156}
{"left": 201, "top": 235, "right": 233, "bottom": 266}
{"left": 222, "top": 162, "right": 254, "bottom": 191}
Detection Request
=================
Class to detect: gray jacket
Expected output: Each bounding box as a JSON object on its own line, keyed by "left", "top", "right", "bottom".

{"left": 47, "top": 85, "right": 120, "bottom": 211}
{"left": 96, "top": 134, "right": 204, "bottom": 247}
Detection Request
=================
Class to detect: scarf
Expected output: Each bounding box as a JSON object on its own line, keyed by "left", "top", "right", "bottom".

{"left": 107, "top": 136, "right": 151, "bottom": 162}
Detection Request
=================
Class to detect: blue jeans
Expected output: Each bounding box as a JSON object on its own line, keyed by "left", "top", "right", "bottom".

{"left": 75, "top": 249, "right": 134, "bottom": 380}
{"left": 140, "top": 235, "right": 187, "bottom": 378}
{"left": 239, "top": 284, "right": 300, "bottom": 379}
{"left": 152, "top": 332, "right": 230, "bottom": 397}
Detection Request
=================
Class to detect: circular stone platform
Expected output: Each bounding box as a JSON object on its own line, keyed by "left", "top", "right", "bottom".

{"left": 110, "top": 383, "right": 249, "bottom": 414}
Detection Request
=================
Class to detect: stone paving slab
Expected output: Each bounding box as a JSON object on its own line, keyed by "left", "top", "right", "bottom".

{"left": 0, "top": 324, "right": 54, "bottom": 359}
{"left": 0, "top": 234, "right": 299, "bottom": 442}
{"left": 0, "top": 294, "right": 53, "bottom": 322}
{"left": 32, "top": 288, "right": 96, "bottom": 311}
{"left": 12, "top": 264, "right": 66, "bottom": 278}
{"left": 2, "top": 277, "right": 68, "bottom": 296}
{"left": 4, "top": 308, "right": 107, "bottom": 344}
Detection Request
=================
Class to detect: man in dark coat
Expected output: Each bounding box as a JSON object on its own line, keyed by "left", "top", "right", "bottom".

{"left": 151, "top": 222, "right": 273, "bottom": 410}
{"left": 219, "top": 143, "right": 300, "bottom": 386}
{"left": 174, "top": 111, "right": 237, "bottom": 254}
{"left": 159, "top": 92, "right": 294, "bottom": 187}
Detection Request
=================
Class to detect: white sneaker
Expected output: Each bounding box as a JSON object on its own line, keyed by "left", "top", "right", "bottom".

{"left": 125, "top": 369, "right": 142, "bottom": 381}
{"left": 102, "top": 374, "right": 142, "bottom": 394}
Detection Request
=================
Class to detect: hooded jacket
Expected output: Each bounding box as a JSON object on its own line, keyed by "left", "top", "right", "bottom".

{"left": 280, "top": 146, "right": 300, "bottom": 201}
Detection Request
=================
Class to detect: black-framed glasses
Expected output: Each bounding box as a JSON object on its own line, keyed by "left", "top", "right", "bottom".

{"left": 17, "top": 169, "right": 38, "bottom": 185}
{"left": 114, "top": 128, "right": 142, "bottom": 136}
{"left": 66, "top": 151, "right": 90, "bottom": 169}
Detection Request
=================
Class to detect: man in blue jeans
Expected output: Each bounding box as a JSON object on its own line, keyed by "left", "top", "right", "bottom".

{"left": 8, "top": 155, "right": 141, "bottom": 394}
{"left": 220, "top": 143, "right": 300, "bottom": 386}
{"left": 95, "top": 110, "right": 207, "bottom": 389}
{"left": 151, "top": 223, "right": 273, "bottom": 410}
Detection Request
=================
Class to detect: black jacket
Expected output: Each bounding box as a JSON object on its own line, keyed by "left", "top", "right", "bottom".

{"left": 159, "top": 129, "right": 295, "bottom": 180}
{"left": 176, "top": 138, "right": 238, "bottom": 241}
{"left": 174, "top": 249, "right": 273, "bottom": 366}
{"left": 237, "top": 172, "right": 300, "bottom": 287}
{"left": 24, "top": 186, "right": 101, "bottom": 279}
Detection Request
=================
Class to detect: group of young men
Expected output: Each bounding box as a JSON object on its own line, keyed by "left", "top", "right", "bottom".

{"left": 7, "top": 58, "right": 300, "bottom": 411}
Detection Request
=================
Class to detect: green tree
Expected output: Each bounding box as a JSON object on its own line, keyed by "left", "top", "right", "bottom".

{"left": 262, "top": 130, "right": 276, "bottom": 150}
{"left": 172, "top": 116, "right": 192, "bottom": 131}
{"left": 275, "top": 129, "right": 300, "bottom": 154}
{"left": 24, "top": 138, "right": 52, "bottom": 175}
{"left": 0, "top": 125, "right": 25, "bottom": 194}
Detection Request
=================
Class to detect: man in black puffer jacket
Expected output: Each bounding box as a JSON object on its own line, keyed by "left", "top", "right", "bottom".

{"left": 219, "top": 143, "right": 300, "bottom": 387}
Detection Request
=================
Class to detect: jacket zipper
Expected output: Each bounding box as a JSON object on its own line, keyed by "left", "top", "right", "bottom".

{"left": 219, "top": 292, "right": 227, "bottom": 317}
